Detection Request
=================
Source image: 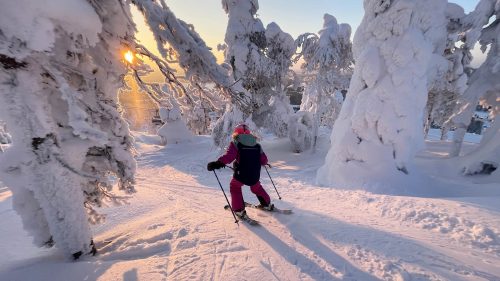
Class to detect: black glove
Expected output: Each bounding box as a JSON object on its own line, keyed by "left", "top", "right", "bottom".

{"left": 207, "top": 161, "right": 225, "bottom": 171}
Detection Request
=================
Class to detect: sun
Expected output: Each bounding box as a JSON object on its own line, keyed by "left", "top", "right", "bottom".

{"left": 124, "top": 50, "right": 134, "bottom": 64}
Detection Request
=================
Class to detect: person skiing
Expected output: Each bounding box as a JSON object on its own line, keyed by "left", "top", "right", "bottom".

{"left": 207, "top": 124, "right": 273, "bottom": 220}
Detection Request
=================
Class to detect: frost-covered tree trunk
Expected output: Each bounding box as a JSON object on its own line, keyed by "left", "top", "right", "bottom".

{"left": 449, "top": 0, "right": 499, "bottom": 157}
{"left": 0, "top": 0, "right": 136, "bottom": 258}
{"left": 317, "top": 0, "right": 448, "bottom": 190}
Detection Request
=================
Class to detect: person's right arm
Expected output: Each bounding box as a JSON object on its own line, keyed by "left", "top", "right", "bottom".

{"left": 218, "top": 142, "right": 238, "bottom": 165}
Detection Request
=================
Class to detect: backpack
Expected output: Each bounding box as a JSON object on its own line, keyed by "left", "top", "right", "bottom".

{"left": 233, "top": 134, "right": 262, "bottom": 186}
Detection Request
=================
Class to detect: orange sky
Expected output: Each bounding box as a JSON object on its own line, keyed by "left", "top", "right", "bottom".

{"left": 130, "top": 6, "right": 225, "bottom": 83}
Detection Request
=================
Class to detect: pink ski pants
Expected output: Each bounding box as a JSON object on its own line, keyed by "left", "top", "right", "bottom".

{"left": 230, "top": 178, "right": 270, "bottom": 212}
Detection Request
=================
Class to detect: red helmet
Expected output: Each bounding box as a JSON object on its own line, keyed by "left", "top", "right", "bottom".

{"left": 233, "top": 123, "right": 251, "bottom": 135}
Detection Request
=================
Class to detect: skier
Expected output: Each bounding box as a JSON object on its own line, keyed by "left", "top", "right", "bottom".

{"left": 207, "top": 124, "right": 274, "bottom": 220}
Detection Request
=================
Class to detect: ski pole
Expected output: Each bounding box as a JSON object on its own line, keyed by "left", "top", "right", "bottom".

{"left": 264, "top": 165, "right": 281, "bottom": 200}
{"left": 213, "top": 170, "right": 239, "bottom": 224}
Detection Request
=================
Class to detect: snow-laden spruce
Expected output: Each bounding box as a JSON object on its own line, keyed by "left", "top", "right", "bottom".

{"left": 263, "top": 22, "right": 296, "bottom": 138}
{"left": 295, "top": 14, "right": 353, "bottom": 151}
{"left": 214, "top": 0, "right": 267, "bottom": 146}
{"left": 221, "top": 0, "right": 267, "bottom": 87}
{"left": 448, "top": 0, "right": 499, "bottom": 176}
{"left": 0, "top": 0, "right": 137, "bottom": 258}
{"left": 424, "top": 3, "right": 470, "bottom": 139}
{"left": 456, "top": 0, "right": 499, "bottom": 179}
{"left": 214, "top": 0, "right": 296, "bottom": 146}
{"left": 317, "top": 0, "right": 449, "bottom": 191}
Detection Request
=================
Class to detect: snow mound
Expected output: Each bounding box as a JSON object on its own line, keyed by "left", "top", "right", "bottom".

{"left": 354, "top": 193, "right": 500, "bottom": 256}
{"left": 131, "top": 132, "right": 163, "bottom": 146}
{"left": 157, "top": 107, "right": 194, "bottom": 145}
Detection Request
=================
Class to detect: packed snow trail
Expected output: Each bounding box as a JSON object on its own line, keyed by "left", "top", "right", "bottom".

{"left": 0, "top": 134, "right": 499, "bottom": 280}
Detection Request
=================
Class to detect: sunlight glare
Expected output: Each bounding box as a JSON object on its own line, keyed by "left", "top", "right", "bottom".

{"left": 124, "top": 50, "right": 134, "bottom": 64}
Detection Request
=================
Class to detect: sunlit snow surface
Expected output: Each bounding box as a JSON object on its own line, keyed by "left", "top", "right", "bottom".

{"left": 0, "top": 131, "right": 499, "bottom": 281}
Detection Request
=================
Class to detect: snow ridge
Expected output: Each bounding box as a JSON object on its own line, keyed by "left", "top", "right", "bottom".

{"left": 337, "top": 191, "right": 500, "bottom": 256}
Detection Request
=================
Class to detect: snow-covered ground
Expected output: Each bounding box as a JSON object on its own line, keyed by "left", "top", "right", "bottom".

{"left": 0, "top": 131, "right": 499, "bottom": 280}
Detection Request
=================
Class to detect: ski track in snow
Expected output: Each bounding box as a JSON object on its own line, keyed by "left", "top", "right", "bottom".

{"left": 0, "top": 135, "right": 499, "bottom": 280}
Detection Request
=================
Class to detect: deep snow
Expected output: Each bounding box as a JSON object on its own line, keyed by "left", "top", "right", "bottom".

{"left": 0, "top": 131, "right": 499, "bottom": 281}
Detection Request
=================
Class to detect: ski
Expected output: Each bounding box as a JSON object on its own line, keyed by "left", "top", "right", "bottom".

{"left": 244, "top": 202, "right": 293, "bottom": 214}
{"left": 223, "top": 205, "right": 259, "bottom": 225}
{"left": 240, "top": 215, "right": 259, "bottom": 225}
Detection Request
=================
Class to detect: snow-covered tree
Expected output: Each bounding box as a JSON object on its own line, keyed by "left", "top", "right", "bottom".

{"left": 212, "top": 105, "right": 257, "bottom": 147}
{"left": 215, "top": 0, "right": 296, "bottom": 146}
{"left": 461, "top": 109, "right": 499, "bottom": 179}
{"left": 295, "top": 14, "right": 353, "bottom": 150}
{"left": 288, "top": 111, "right": 314, "bottom": 153}
{"left": 183, "top": 83, "right": 226, "bottom": 135}
{"left": 155, "top": 81, "right": 225, "bottom": 137}
{"left": 214, "top": 0, "right": 268, "bottom": 146}
{"left": 132, "top": 0, "right": 250, "bottom": 102}
{"left": 0, "top": 0, "right": 254, "bottom": 260}
{"left": 157, "top": 106, "right": 194, "bottom": 145}
{"left": 265, "top": 22, "right": 295, "bottom": 90}
{"left": 424, "top": 3, "right": 471, "bottom": 138}
{"left": 221, "top": 0, "right": 268, "bottom": 89}
{"left": 263, "top": 22, "right": 296, "bottom": 138}
{"left": 0, "top": 0, "right": 137, "bottom": 258}
{"left": 317, "top": 0, "right": 449, "bottom": 191}
{"left": 449, "top": 0, "right": 500, "bottom": 157}
{"left": 452, "top": 95, "right": 498, "bottom": 180}
{"left": 130, "top": 0, "right": 254, "bottom": 146}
